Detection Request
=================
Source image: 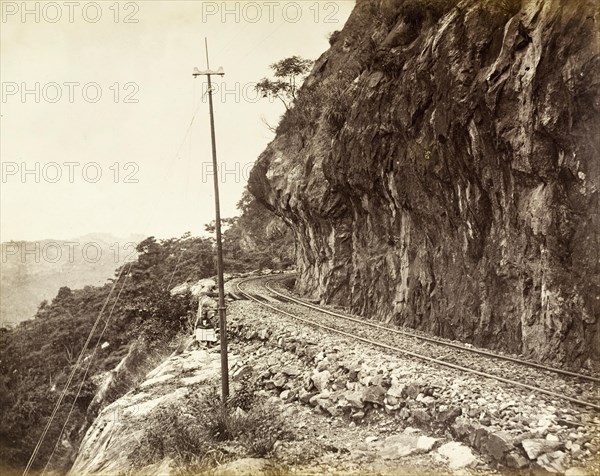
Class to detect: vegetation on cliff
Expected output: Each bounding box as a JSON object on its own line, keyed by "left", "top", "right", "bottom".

{"left": 0, "top": 235, "right": 201, "bottom": 472}
{"left": 0, "top": 194, "right": 292, "bottom": 474}
{"left": 130, "top": 382, "right": 289, "bottom": 473}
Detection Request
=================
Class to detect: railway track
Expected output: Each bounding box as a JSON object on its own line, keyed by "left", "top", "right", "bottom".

{"left": 235, "top": 275, "right": 600, "bottom": 412}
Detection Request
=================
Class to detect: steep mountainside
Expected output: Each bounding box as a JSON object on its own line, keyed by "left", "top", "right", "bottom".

{"left": 249, "top": 0, "right": 600, "bottom": 367}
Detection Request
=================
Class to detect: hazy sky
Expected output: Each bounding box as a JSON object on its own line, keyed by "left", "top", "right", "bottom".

{"left": 0, "top": 0, "right": 354, "bottom": 241}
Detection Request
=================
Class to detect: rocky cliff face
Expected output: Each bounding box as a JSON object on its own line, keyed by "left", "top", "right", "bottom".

{"left": 248, "top": 0, "right": 600, "bottom": 368}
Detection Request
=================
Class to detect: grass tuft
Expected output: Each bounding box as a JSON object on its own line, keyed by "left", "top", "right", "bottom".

{"left": 130, "top": 382, "right": 290, "bottom": 471}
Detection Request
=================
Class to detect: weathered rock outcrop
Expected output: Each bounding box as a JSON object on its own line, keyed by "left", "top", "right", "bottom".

{"left": 70, "top": 347, "right": 234, "bottom": 475}
{"left": 249, "top": 0, "right": 600, "bottom": 367}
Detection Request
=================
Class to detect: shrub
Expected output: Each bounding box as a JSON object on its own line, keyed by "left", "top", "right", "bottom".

{"left": 130, "top": 405, "right": 208, "bottom": 465}
{"left": 229, "top": 374, "right": 259, "bottom": 411}
{"left": 276, "top": 80, "right": 354, "bottom": 142}
{"left": 399, "top": 0, "right": 460, "bottom": 26}
{"left": 497, "top": 0, "right": 521, "bottom": 15}
{"left": 276, "top": 86, "right": 323, "bottom": 139}
{"left": 400, "top": 1, "right": 427, "bottom": 26}
{"left": 130, "top": 384, "right": 290, "bottom": 470}
{"left": 239, "top": 406, "right": 285, "bottom": 457}
{"left": 323, "top": 83, "right": 352, "bottom": 135}
{"left": 328, "top": 30, "right": 341, "bottom": 45}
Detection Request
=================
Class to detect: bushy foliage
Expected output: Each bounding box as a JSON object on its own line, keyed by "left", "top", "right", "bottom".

{"left": 275, "top": 78, "right": 357, "bottom": 148}
{"left": 228, "top": 375, "right": 259, "bottom": 411}
{"left": 131, "top": 405, "right": 206, "bottom": 465}
{"left": 496, "top": 0, "right": 522, "bottom": 15}
{"left": 206, "top": 191, "right": 295, "bottom": 271}
{"left": 275, "top": 84, "right": 326, "bottom": 143}
{"left": 400, "top": 0, "right": 459, "bottom": 24}
{"left": 323, "top": 82, "right": 353, "bottom": 135}
{"left": 328, "top": 30, "right": 342, "bottom": 46}
{"left": 255, "top": 56, "right": 313, "bottom": 110}
{"left": 130, "top": 385, "right": 289, "bottom": 471}
{"left": 378, "top": 0, "right": 460, "bottom": 28}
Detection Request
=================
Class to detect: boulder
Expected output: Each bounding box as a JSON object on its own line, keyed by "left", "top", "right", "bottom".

{"left": 258, "top": 370, "right": 271, "bottom": 380}
{"left": 371, "top": 374, "right": 390, "bottom": 387}
{"left": 385, "top": 395, "right": 400, "bottom": 406}
{"left": 537, "top": 450, "right": 567, "bottom": 473}
{"left": 485, "top": 431, "right": 515, "bottom": 461}
{"left": 416, "top": 435, "right": 439, "bottom": 452}
{"left": 344, "top": 390, "right": 364, "bottom": 409}
{"left": 377, "top": 434, "right": 421, "bottom": 459}
{"left": 232, "top": 365, "right": 252, "bottom": 380}
{"left": 298, "top": 389, "right": 314, "bottom": 404}
{"left": 303, "top": 345, "right": 319, "bottom": 360}
{"left": 190, "top": 278, "right": 216, "bottom": 296}
{"left": 451, "top": 417, "right": 474, "bottom": 440}
{"left": 311, "top": 370, "right": 331, "bottom": 392}
{"left": 318, "top": 398, "right": 339, "bottom": 417}
{"left": 521, "top": 439, "right": 563, "bottom": 460}
{"left": 437, "top": 406, "right": 462, "bottom": 425}
{"left": 405, "top": 383, "right": 421, "bottom": 399}
{"left": 421, "top": 395, "right": 437, "bottom": 408}
{"left": 411, "top": 409, "right": 432, "bottom": 425}
{"left": 271, "top": 373, "right": 287, "bottom": 389}
{"left": 281, "top": 366, "right": 301, "bottom": 377}
{"left": 505, "top": 451, "right": 529, "bottom": 469}
{"left": 279, "top": 390, "right": 291, "bottom": 401}
{"left": 328, "top": 389, "right": 344, "bottom": 403}
{"left": 362, "top": 385, "right": 386, "bottom": 406}
{"left": 437, "top": 442, "right": 477, "bottom": 469}
{"left": 386, "top": 383, "right": 405, "bottom": 399}
{"left": 316, "top": 359, "right": 329, "bottom": 372}
{"left": 309, "top": 391, "right": 330, "bottom": 407}
{"left": 469, "top": 427, "right": 490, "bottom": 451}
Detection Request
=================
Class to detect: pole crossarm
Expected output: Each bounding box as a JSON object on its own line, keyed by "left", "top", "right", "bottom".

{"left": 193, "top": 66, "right": 225, "bottom": 77}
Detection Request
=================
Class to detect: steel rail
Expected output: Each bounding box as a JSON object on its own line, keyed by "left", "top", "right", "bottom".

{"left": 236, "top": 277, "right": 600, "bottom": 412}
{"left": 264, "top": 277, "right": 600, "bottom": 384}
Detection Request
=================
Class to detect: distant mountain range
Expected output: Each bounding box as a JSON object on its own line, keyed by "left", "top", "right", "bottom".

{"left": 0, "top": 233, "right": 145, "bottom": 327}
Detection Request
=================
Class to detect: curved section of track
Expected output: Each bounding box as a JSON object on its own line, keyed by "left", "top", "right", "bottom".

{"left": 236, "top": 275, "right": 600, "bottom": 412}
{"left": 264, "top": 278, "right": 599, "bottom": 384}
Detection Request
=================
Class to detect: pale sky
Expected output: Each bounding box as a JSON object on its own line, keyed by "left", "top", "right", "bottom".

{"left": 0, "top": 0, "right": 354, "bottom": 241}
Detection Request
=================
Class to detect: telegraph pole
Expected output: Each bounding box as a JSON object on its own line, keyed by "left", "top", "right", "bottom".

{"left": 193, "top": 38, "right": 229, "bottom": 403}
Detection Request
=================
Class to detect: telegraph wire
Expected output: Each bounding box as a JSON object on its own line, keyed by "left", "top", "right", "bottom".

{"left": 22, "top": 264, "right": 128, "bottom": 476}
{"left": 41, "top": 262, "right": 134, "bottom": 475}
{"left": 165, "top": 247, "right": 187, "bottom": 292}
